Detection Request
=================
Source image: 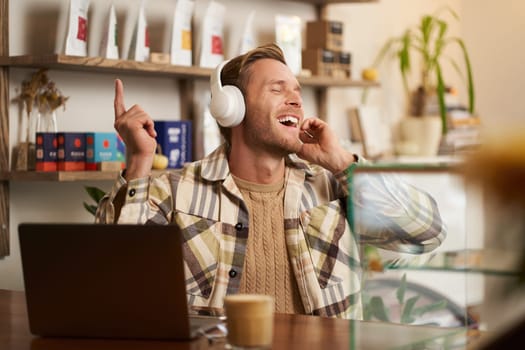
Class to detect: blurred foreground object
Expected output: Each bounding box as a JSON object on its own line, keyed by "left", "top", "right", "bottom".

{"left": 463, "top": 131, "right": 525, "bottom": 287}
{"left": 462, "top": 131, "right": 525, "bottom": 349}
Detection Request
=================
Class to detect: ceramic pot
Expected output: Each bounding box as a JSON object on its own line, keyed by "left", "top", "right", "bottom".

{"left": 399, "top": 116, "right": 442, "bottom": 156}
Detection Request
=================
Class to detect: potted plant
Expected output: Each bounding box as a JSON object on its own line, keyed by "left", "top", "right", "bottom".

{"left": 363, "top": 7, "right": 475, "bottom": 155}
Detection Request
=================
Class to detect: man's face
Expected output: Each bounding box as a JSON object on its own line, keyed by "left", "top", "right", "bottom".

{"left": 240, "top": 58, "right": 304, "bottom": 156}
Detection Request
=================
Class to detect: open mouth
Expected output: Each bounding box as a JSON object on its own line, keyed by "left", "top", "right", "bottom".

{"left": 277, "top": 116, "right": 299, "bottom": 127}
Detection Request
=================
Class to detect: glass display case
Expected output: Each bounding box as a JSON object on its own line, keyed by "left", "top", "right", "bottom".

{"left": 346, "top": 162, "right": 524, "bottom": 349}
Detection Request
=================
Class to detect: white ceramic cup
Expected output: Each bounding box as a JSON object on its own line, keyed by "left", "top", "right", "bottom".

{"left": 224, "top": 294, "right": 274, "bottom": 349}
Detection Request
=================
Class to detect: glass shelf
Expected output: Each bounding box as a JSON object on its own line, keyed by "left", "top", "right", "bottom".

{"left": 383, "top": 249, "right": 521, "bottom": 277}
{"left": 347, "top": 162, "right": 524, "bottom": 335}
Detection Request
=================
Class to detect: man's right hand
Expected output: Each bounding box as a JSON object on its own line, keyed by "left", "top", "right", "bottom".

{"left": 114, "top": 79, "right": 157, "bottom": 181}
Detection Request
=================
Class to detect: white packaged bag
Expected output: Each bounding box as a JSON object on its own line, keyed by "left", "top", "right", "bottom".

{"left": 64, "top": 0, "right": 90, "bottom": 56}
{"left": 275, "top": 14, "right": 302, "bottom": 75}
{"left": 170, "top": 0, "right": 195, "bottom": 66}
{"left": 198, "top": 1, "right": 225, "bottom": 68}
{"left": 239, "top": 10, "right": 256, "bottom": 55}
{"left": 100, "top": 4, "right": 119, "bottom": 59}
{"left": 128, "top": 0, "right": 150, "bottom": 62}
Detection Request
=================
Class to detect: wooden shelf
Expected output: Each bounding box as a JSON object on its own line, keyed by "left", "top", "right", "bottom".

{"left": 0, "top": 55, "right": 213, "bottom": 78}
{"left": 5, "top": 171, "right": 119, "bottom": 182}
{"left": 0, "top": 55, "right": 379, "bottom": 88}
{"left": 4, "top": 170, "right": 169, "bottom": 182}
{"left": 298, "top": 75, "right": 378, "bottom": 88}
{"left": 291, "top": 0, "right": 378, "bottom": 4}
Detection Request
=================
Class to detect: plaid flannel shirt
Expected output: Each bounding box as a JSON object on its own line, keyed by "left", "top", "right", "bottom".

{"left": 96, "top": 145, "right": 446, "bottom": 319}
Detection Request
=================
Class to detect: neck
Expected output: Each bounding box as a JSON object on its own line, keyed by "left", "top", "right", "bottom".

{"left": 228, "top": 145, "right": 286, "bottom": 184}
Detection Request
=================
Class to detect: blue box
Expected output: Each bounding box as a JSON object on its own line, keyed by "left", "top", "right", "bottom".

{"left": 154, "top": 121, "right": 192, "bottom": 168}
{"left": 85, "top": 132, "right": 118, "bottom": 170}
{"left": 35, "top": 132, "right": 58, "bottom": 172}
{"left": 57, "top": 132, "right": 86, "bottom": 171}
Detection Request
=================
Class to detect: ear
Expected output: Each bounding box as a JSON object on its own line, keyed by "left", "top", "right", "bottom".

{"left": 209, "top": 60, "right": 245, "bottom": 127}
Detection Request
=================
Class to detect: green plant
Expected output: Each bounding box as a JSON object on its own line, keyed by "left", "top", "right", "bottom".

{"left": 364, "top": 7, "right": 475, "bottom": 134}
{"left": 83, "top": 186, "right": 106, "bottom": 216}
{"left": 363, "top": 273, "right": 448, "bottom": 325}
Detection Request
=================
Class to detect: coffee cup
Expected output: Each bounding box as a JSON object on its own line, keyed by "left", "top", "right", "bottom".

{"left": 224, "top": 294, "right": 274, "bottom": 349}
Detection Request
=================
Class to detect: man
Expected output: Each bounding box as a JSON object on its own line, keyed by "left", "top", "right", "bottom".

{"left": 96, "top": 43, "right": 446, "bottom": 319}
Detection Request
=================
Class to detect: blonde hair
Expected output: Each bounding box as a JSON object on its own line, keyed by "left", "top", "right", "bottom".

{"left": 217, "top": 43, "right": 286, "bottom": 146}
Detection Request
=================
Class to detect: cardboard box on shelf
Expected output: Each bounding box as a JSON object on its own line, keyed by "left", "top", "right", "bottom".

{"left": 85, "top": 132, "right": 119, "bottom": 170}
{"left": 57, "top": 132, "right": 86, "bottom": 171}
{"left": 150, "top": 52, "right": 171, "bottom": 64}
{"left": 35, "top": 132, "right": 58, "bottom": 172}
{"left": 306, "top": 20, "right": 343, "bottom": 52}
{"left": 302, "top": 48, "right": 335, "bottom": 76}
{"left": 333, "top": 51, "right": 352, "bottom": 79}
{"left": 154, "top": 121, "right": 192, "bottom": 169}
{"left": 97, "top": 161, "right": 125, "bottom": 172}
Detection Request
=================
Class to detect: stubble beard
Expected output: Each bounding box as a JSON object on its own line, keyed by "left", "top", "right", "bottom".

{"left": 245, "top": 119, "right": 302, "bottom": 157}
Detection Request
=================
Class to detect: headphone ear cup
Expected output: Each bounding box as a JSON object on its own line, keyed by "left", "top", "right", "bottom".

{"left": 209, "top": 61, "right": 246, "bottom": 127}
{"left": 211, "top": 85, "right": 245, "bottom": 127}
{"left": 210, "top": 83, "right": 245, "bottom": 127}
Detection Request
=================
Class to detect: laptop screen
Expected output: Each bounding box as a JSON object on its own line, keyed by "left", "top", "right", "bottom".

{"left": 18, "top": 223, "right": 221, "bottom": 340}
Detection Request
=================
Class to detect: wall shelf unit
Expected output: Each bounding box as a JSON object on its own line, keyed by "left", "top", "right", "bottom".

{"left": 0, "top": 0, "right": 380, "bottom": 257}
{"left": 0, "top": 53, "right": 379, "bottom": 181}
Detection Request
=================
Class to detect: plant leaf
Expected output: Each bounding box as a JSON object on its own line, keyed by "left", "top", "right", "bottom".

{"left": 85, "top": 186, "right": 106, "bottom": 203}
{"left": 437, "top": 19, "right": 448, "bottom": 40}
{"left": 435, "top": 62, "right": 448, "bottom": 134}
{"left": 398, "top": 31, "right": 413, "bottom": 96}
{"left": 83, "top": 202, "right": 97, "bottom": 216}
{"left": 83, "top": 186, "right": 107, "bottom": 216}
{"left": 446, "top": 56, "right": 465, "bottom": 82}
{"left": 362, "top": 294, "right": 373, "bottom": 321}
{"left": 452, "top": 37, "right": 476, "bottom": 114}
{"left": 421, "top": 16, "right": 433, "bottom": 44}
{"left": 412, "top": 299, "right": 448, "bottom": 317}
{"left": 369, "top": 296, "right": 390, "bottom": 322}
{"left": 399, "top": 30, "right": 412, "bottom": 73}
{"left": 396, "top": 273, "right": 407, "bottom": 304}
{"left": 401, "top": 295, "right": 420, "bottom": 324}
{"left": 432, "top": 20, "right": 447, "bottom": 64}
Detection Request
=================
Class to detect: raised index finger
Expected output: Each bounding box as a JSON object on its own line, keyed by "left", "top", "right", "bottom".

{"left": 114, "top": 79, "right": 126, "bottom": 119}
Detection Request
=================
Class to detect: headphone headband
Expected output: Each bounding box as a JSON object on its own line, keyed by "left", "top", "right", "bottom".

{"left": 209, "top": 60, "right": 245, "bottom": 127}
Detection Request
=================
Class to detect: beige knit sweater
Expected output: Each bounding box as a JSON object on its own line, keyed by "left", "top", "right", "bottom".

{"left": 233, "top": 174, "right": 304, "bottom": 314}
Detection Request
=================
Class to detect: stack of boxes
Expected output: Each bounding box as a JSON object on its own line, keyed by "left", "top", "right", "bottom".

{"left": 36, "top": 132, "right": 125, "bottom": 172}
{"left": 34, "top": 121, "right": 193, "bottom": 172}
{"left": 302, "top": 20, "right": 351, "bottom": 79}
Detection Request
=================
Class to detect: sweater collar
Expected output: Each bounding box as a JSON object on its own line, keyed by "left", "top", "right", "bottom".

{"left": 199, "top": 144, "right": 315, "bottom": 182}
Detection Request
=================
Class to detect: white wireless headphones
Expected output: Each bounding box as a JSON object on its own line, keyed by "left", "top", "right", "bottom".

{"left": 209, "top": 60, "right": 245, "bottom": 127}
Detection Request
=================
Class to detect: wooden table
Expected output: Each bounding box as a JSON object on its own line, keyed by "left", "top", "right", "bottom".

{"left": 0, "top": 289, "right": 481, "bottom": 350}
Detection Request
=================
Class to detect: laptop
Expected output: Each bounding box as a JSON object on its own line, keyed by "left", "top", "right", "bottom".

{"left": 18, "top": 223, "right": 224, "bottom": 340}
